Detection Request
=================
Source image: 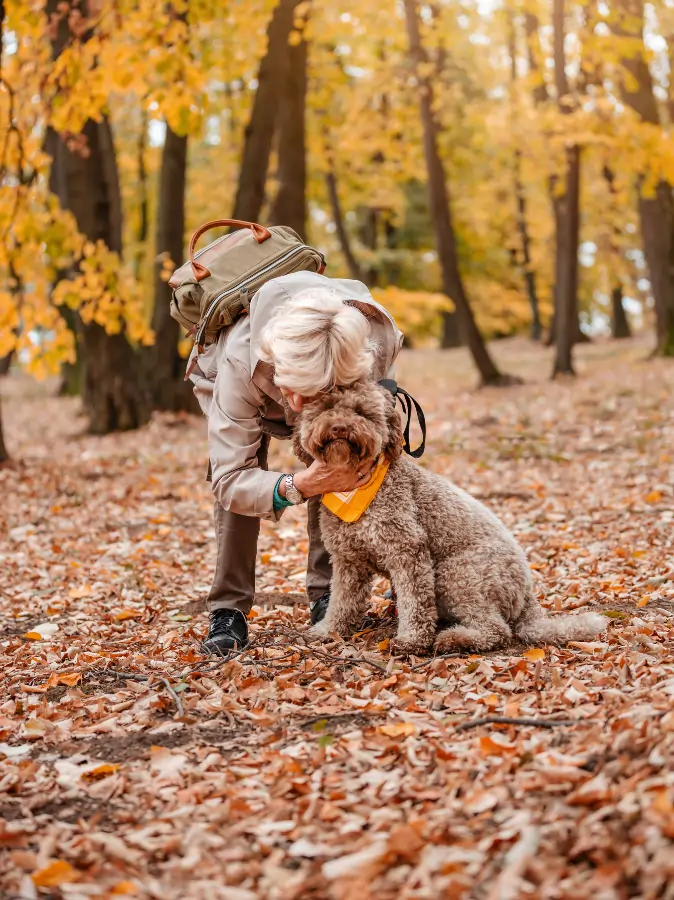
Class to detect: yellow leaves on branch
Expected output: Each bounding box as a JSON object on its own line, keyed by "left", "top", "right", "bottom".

{"left": 52, "top": 240, "right": 154, "bottom": 348}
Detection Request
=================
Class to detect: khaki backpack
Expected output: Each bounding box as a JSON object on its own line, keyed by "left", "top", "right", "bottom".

{"left": 169, "top": 218, "right": 325, "bottom": 351}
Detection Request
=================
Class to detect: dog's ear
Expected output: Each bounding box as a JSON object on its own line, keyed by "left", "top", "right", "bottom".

{"left": 292, "top": 428, "right": 314, "bottom": 467}
{"left": 382, "top": 395, "right": 403, "bottom": 463}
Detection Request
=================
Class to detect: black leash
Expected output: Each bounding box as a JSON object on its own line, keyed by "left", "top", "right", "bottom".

{"left": 378, "top": 378, "right": 426, "bottom": 458}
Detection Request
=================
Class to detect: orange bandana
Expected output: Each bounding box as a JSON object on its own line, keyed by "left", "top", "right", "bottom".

{"left": 322, "top": 458, "right": 390, "bottom": 523}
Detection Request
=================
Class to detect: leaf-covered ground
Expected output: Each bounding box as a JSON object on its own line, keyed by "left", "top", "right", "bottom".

{"left": 1, "top": 336, "right": 673, "bottom": 900}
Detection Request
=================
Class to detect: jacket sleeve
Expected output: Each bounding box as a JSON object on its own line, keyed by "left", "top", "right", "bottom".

{"left": 208, "top": 354, "right": 285, "bottom": 520}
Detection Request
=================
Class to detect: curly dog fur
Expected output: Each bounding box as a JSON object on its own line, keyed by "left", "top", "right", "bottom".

{"left": 294, "top": 380, "right": 606, "bottom": 655}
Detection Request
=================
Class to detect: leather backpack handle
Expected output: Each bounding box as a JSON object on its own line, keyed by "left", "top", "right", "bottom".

{"left": 189, "top": 219, "right": 272, "bottom": 281}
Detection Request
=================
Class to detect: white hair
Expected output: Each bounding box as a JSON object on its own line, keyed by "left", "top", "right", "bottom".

{"left": 259, "top": 288, "right": 375, "bottom": 396}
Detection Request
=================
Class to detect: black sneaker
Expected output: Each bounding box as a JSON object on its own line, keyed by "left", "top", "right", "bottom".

{"left": 309, "top": 593, "right": 330, "bottom": 625}
{"left": 203, "top": 609, "right": 249, "bottom": 656}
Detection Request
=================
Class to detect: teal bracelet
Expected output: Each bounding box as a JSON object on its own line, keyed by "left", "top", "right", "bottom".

{"left": 273, "top": 475, "right": 293, "bottom": 511}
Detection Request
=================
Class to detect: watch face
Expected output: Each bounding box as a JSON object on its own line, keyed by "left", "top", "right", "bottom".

{"left": 285, "top": 476, "right": 302, "bottom": 504}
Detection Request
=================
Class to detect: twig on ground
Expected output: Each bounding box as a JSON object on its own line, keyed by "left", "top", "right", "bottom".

{"left": 455, "top": 716, "right": 582, "bottom": 732}
{"left": 90, "top": 668, "right": 149, "bottom": 682}
{"left": 288, "top": 633, "right": 388, "bottom": 674}
{"left": 90, "top": 668, "right": 184, "bottom": 717}
{"left": 156, "top": 675, "right": 185, "bottom": 717}
{"left": 299, "top": 711, "right": 379, "bottom": 729}
{"left": 409, "top": 653, "right": 462, "bottom": 670}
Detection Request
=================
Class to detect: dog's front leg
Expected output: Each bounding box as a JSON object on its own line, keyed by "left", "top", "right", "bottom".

{"left": 309, "top": 556, "right": 372, "bottom": 640}
{"left": 387, "top": 549, "right": 437, "bottom": 656}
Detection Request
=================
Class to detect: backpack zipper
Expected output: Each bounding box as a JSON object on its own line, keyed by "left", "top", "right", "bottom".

{"left": 194, "top": 244, "right": 313, "bottom": 349}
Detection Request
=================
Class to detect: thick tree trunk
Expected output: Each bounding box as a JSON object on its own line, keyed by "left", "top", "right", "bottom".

{"left": 325, "top": 168, "right": 365, "bottom": 282}
{"left": 232, "top": 0, "right": 300, "bottom": 223}
{"left": 47, "top": 119, "right": 151, "bottom": 431}
{"left": 613, "top": 0, "right": 674, "bottom": 355}
{"left": 551, "top": 0, "right": 579, "bottom": 376}
{"left": 611, "top": 286, "right": 631, "bottom": 338}
{"left": 269, "top": 29, "right": 308, "bottom": 240}
{"left": 47, "top": 0, "right": 150, "bottom": 431}
{"left": 403, "top": 0, "right": 508, "bottom": 383}
{"left": 148, "top": 125, "right": 199, "bottom": 413}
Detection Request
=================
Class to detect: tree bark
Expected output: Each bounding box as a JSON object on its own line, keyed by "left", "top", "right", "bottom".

{"left": 508, "top": 16, "right": 542, "bottom": 340}
{"left": 403, "top": 0, "right": 508, "bottom": 383}
{"left": 147, "top": 125, "right": 199, "bottom": 413}
{"left": 0, "top": 352, "right": 12, "bottom": 375}
{"left": 46, "top": 0, "right": 150, "bottom": 432}
{"left": 603, "top": 166, "right": 631, "bottom": 339}
{"left": 551, "top": 0, "right": 579, "bottom": 376}
{"left": 611, "top": 286, "right": 631, "bottom": 338}
{"left": 613, "top": 0, "right": 674, "bottom": 355}
{"left": 232, "top": 0, "right": 300, "bottom": 223}
{"left": 46, "top": 118, "right": 151, "bottom": 432}
{"left": 269, "top": 27, "right": 308, "bottom": 240}
{"left": 325, "top": 167, "right": 365, "bottom": 282}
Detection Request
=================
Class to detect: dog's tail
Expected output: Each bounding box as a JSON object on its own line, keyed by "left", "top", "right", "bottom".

{"left": 514, "top": 600, "right": 606, "bottom": 646}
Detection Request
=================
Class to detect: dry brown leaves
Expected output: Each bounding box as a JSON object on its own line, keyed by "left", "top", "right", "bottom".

{"left": 1, "top": 337, "right": 673, "bottom": 900}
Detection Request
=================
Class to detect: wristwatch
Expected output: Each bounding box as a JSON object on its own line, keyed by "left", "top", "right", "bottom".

{"left": 284, "top": 474, "right": 306, "bottom": 505}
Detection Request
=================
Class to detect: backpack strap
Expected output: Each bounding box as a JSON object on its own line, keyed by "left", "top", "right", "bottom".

{"left": 378, "top": 379, "right": 426, "bottom": 458}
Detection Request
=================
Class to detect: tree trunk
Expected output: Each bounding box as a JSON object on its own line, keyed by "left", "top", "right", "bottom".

{"left": 147, "top": 125, "right": 199, "bottom": 413}
{"left": 508, "top": 21, "right": 542, "bottom": 340}
{"left": 269, "top": 27, "right": 308, "bottom": 240}
{"left": 325, "top": 167, "right": 365, "bottom": 282}
{"left": 613, "top": 0, "right": 674, "bottom": 355}
{"left": 551, "top": 0, "right": 579, "bottom": 376}
{"left": 602, "top": 166, "right": 631, "bottom": 339}
{"left": 0, "top": 352, "right": 12, "bottom": 375}
{"left": 611, "top": 286, "right": 631, "bottom": 338}
{"left": 47, "top": 118, "right": 152, "bottom": 431}
{"left": 402, "top": 0, "right": 509, "bottom": 383}
{"left": 46, "top": 0, "right": 150, "bottom": 431}
{"left": 231, "top": 0, "right": 300, "bottom": 223}
{"left": 552, "top": 146, "right": 580, "bottom": 375}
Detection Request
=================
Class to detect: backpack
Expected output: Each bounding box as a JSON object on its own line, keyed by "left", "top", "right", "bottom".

{"left": 169, "top": 218, "right": 326, "bottom": 351}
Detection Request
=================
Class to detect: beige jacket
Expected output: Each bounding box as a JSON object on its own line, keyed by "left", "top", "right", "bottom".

{"left": 188, "top": 271, "right": 403, "bottom": 520}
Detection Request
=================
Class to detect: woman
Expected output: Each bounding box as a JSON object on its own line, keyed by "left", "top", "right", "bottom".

{"left": 188, "top": 270, "right": 403, "bottom": 654}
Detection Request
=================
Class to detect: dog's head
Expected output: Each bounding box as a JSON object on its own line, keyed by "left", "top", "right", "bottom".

{"left": 296, "top": 381, "right": 403, "bottom": 468}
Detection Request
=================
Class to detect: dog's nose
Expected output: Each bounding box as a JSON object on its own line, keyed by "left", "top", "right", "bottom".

{"left": 330, "top": 423, "right": 348, "bottom": 439}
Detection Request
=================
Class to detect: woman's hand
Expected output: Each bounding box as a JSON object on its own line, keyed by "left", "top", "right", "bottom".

{"left": 290, "top": 459, "right": 376, "bottom": 498}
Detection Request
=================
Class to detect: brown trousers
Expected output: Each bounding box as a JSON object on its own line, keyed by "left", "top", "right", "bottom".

{"left": 206, "top": 437, "right": 332, "bottom": 615}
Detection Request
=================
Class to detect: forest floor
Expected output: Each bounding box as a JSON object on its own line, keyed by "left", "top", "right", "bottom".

{"left": 1, "top": 334, "right": 674, "bottom": 900}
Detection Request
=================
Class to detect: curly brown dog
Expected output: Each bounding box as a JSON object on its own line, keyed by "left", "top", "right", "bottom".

{"left": 294, "top": 380, "right": 606, "bottom": 656}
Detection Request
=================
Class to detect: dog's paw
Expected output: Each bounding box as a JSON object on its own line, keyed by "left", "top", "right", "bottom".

{"left": 390, "top": 634, "right": 434, "bottom": 658}
{"left": 307, "top": 621, "right": 331, "bottom": 641}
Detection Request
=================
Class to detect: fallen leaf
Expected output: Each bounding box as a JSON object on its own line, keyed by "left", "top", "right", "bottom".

{"left": 31, "top": 859, "right": 78, "bottom": 887}
{"left": 637, "top": 595, "right": 650, "bottom": 608}
{"left": 81, "top": 763, "right": 120, "bottom": 781}
{"left": 567, "top": 641, "right": 608, "bottom": 654}
{"left": 479, "top": 734, "right": 515, "bottom": 756}
{"left": 57, "top": 672, "right": 81, "bottom": 686}
{"left": 23, "top": 622, "right": 59, "bottom": 640}
{"left": 522, "top": 647, "right": 545, "bottom": 661}
{"left": 379, "top": 722, "right": 416, "bottom": 738}
{"left": 113, "top": 608, "right": 143, "bottom": 621}
{"left": 378, "top": 638, "right": 390, "bottom": 651}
